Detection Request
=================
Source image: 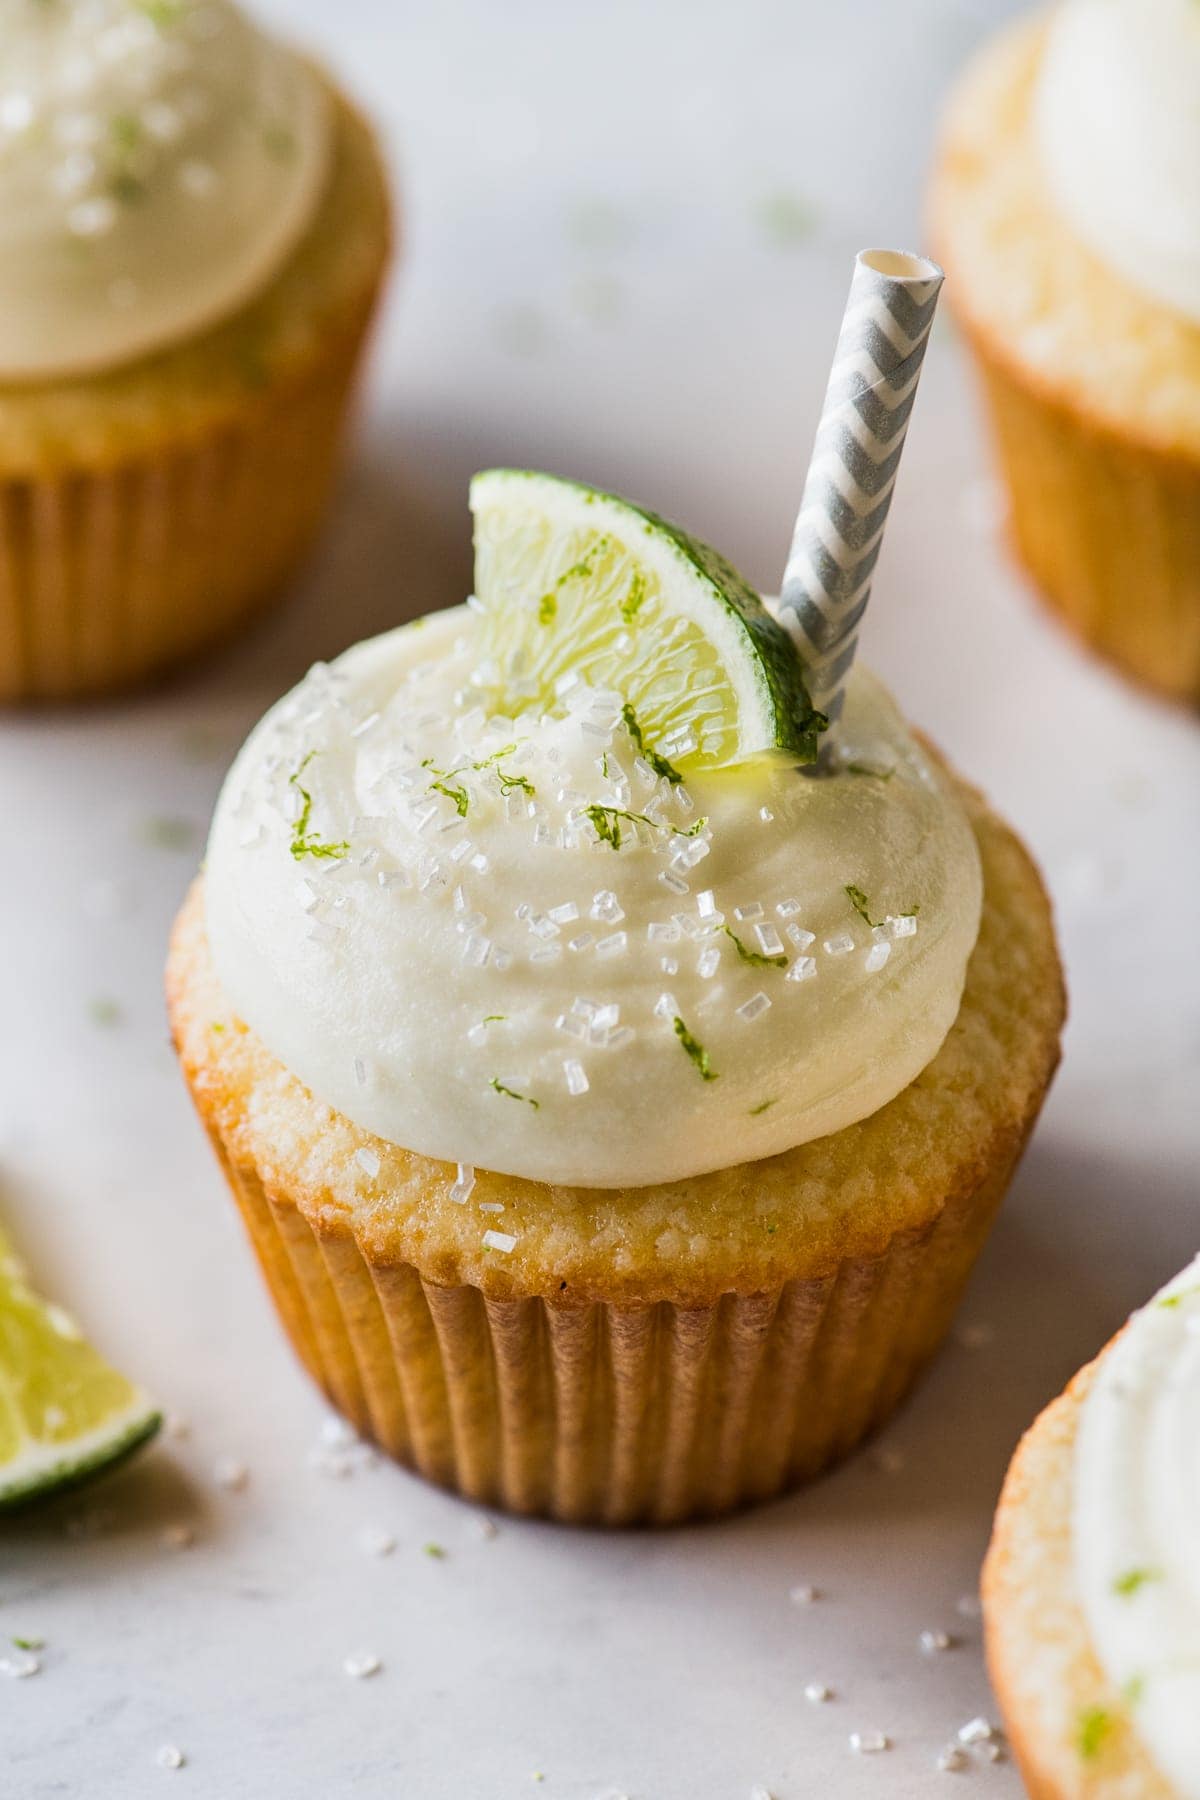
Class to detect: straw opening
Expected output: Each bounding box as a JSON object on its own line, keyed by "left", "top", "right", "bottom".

{"left": 858, "top": 248, "right": 943, "bottom": 285}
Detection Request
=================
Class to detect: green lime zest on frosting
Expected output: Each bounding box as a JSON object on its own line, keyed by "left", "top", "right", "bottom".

{"left": 845, "top": 885, "right": 918, "bottom": 931}
{"left": 489, "top": 1077, "right": 539, "bottom": 1109}
{"left": 288, "top": 753, "right": 350, "bottom": 862}
{"left": 622, "top": 702, "right": 683, "bottom": 785}
{"left": 10, "top": 1636, "right": 41, "bottom": 1652}
{"left": 584, "top": 805, "right": 707, "bottom": 851}
{"left": 1113, "top": 1567, "right": 1162, "bottom": 1597}
{"left": 1124, "top": 1674, "right": 1146, "bottom": 1707}
{"left": 423, "top": 1541, "right": 447, "bottom": 1559}
{"left": 749, "top": 1098, "right": 778, "bottom": 1116}
{"left": 1078, "top": 1707, "right": 1113, "bottom": 1761}
{"left": 423, "top": 744, "right": 535, "bottom": 812}
{"left": 1158, "top": 1286, "right": 1200, "bottom": 1309}
{"left": 429, "top": 778, "right": 470, "bottom": 818}
{"left": 673, "top": 1016, "right": 718, "bottom": 1082}
{"left": 722, "top": 924, "right": 788, "bottom": 970}
{"left": 482, "top": 1015, "right": 506, "bottom": 1025}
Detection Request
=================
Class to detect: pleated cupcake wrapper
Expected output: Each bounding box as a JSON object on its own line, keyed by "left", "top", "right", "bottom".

{"left": 0, "top": 303, "right": 375, "bottom": 703}
{"left": 205, "top": 1119, "right": 1023, "bottom": 1526}
{"left": 971, "top": 336, "right": 1200, "bottom": 707}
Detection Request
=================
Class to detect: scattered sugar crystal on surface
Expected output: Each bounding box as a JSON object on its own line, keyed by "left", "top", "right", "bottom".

{"left": 823, "top": 931, "right": 855, "bottom": 956}
{"left": 785, "top": 924, "right": 815, "bottom": 950}
{"left": 776, "top": 898, "right": 802, "bottom": 918}
{"left": 660, "top": 957, "right": 679, "bottom": 975}
{"left": 696, "top": 889, "right": 717, "bottom": 918}
{"left": 555, "top": 1013, "right": 587, "bottom": 1040}
{"left": 469, "top": 853, "right": 490, "bottom": 873}
{"left": 804, "top": 1683, "right": 833, "bottom": 1703}
{"left": 754, "top": 923, "right": 785, "bottom": 958}
{"left": 482, "top": 1230, "right": 517, "bottom": 1254}
{"left": 567, "top": 932, "right": 594, "bottom": 953}
{"left": 476, "top": 1515, "right": 499, "bottom": 1541}
{"left": 68, "top": 194, "right": 117, "bottom": 237}
{"left": 564, "top": 1059, "right": 589, "bottom": 1096}
{"left": 0, "top": 1652, "right": 40, "bottom": 1679}
{"left": 607, "top": 1026, "right": 634, "bottom": 1050}
{"left": 849, "top": 1732, "right": 890, "bottom": 1755}
{"left": 957, "top": 1718, "right": 996, "bottom": 1745}
{"left": 653, "top": 992, "right": 678, "bottom": 1020}
{"left": 675, "top": 785, "right": 694, "bottom": 813}
{"left": 980, "top": 1742, "right": 1006, "bottom": 1763}
{"left": 449, "top": 1163, "right": 476, "bottom": 1204}
{"left": 890, "top": 913, "right": 918, "bottom": 939}
{"left": 548, "top": 902, "right": 579, "bottom": 924}
{"left": 529, "top": 915, "right": 559, "bottom": 940}
{"left": 307, "top": 919, "right": 339, "bottom": 945}
{"left": 344, "top": 1651, "right": 381, "bottom": 1680}
{"left": 919, "top": 1630, "right": 954, "bottom": 1654}
{"left": 359, "top": 1527, "right": 396, "bottom": 1558}
{"left": 697, "top": 947, "right": 720, "bottom": 980}
{"left": 785, "top": 957, "right": 817, "bottom": 984}
{"left": 937, "top": 1747, "right": 969, "bottom": 1773}
{"left": 492, "top": 948, "right": 513, "bottom": 972}
{"left": 478, "top": 1202, "right": 505, "bottom": 1214}
{"left": 571, "top": 998, "right": 598, "bottom": 1020}
{"left": 733, "top": 902, "right": 763, "bottom": 923}
{"left": 467, "top": 1024, "right": 487, "bottom": 1048}
{"left": 749, "top": 1787, "right": 775, "bottom": 1800}
{"left": 455, "top": 911, "right": 487, "bottom": 935}
{"left": 759, "top": 807, "right": 774, "bottom": 823}
{"left": 864, "top": 941, "right": 891, "bottom": 974}
{"left": 350, "top": 711, "right": 381, "bottom": 739}
{"left": 595, "top": 931, "right": 627, "bottom": 958}
{"left": 462, "top": 935, "right": 492, "bottom": 967}
{"left": 737, "top": 992, "right": 771, "bottom": 1023}
{"left": 633, "top": 756, "right": 657, "bottom": 787}
{"left": 213, "top": 1457, "right": 248, "bottom": 1493}
{"left": 356, "top": 1148, "right": 381, "bottom": 1179}
{"left": 155, "top": 1745, "right": 185, "bottom": 1770}
{"left": 591, "top": 890, "right": 625, "bottom": 924}
{"left": 449, "top": 839, "right": 475, "bottom": 865}
{"left": 658, "top": 870, "right": 689, "bottom": 895}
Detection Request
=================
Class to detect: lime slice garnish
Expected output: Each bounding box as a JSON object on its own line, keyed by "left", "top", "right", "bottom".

{"left": 0, "top": 1226, "right": 160, "bottom": 1511}
{"left": 470, "top": 469, "right": 825, "bottom": 770}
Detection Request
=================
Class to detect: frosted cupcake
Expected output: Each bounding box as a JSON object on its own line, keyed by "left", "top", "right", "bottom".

{"left": 985, "top": 1258, "right": 1200, "bottom": 1795}
{"left": 0, "top": 0, "right": 390, "bottom": 702}
{"left": 932, "top": 0, "right": 1200, "bottom": 704}
{"left": 168, "top": 471, "right": 1064, "bottom": 1524}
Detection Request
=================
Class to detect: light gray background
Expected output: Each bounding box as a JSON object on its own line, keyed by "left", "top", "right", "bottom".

{"left": 3, "top": 2, "right": 1198, "bottom": 1794}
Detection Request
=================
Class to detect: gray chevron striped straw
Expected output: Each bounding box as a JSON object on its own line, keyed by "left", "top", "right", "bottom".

{"left": 780, "top": 249, "right": 943, "bottom": 747}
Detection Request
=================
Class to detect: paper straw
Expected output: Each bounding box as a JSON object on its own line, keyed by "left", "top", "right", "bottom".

{"left": 779, "top": 248, "right": 943, "bottom": 740}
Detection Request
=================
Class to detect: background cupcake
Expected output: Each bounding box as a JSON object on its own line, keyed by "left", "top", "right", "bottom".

{"left": 0, "top": 0, "right": 390, "bottom": 702}
{"left": 932, "top": 0, "right": 1200, "bottom": 705}
{"left": 985, "top": 1257, "right": 1200, "bottom": 1796}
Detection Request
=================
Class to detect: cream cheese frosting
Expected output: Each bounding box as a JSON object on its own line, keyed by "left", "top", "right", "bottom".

{"left": 204, "top": 606, "right": 983, "bottom": 1188}
{"left": 1035, "top": 0, "right": 1200, "bottom": 325}
{"left": 0, "top": 0, "right": 330, "bottom": 380}
{"left": 1073, "top": 1257, "right": 1200, "bottom": 1795}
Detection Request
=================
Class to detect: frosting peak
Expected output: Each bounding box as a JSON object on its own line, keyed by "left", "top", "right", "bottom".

{"left": 1035, "top": 0, "right": 1200, "bottom": 324}
{"left": 204, "top": 608, "right": 982, "bottom": 1188}
{"left": 0, "top": 0, "right": 330, "bottom": 379}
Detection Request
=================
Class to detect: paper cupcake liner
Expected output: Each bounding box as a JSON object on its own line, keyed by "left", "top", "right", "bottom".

{"left": 201, "top": 1116, "right": 1026, "bottom": 1527}
{"left": 0, "top": 302, "right": 376, "bottom": 704}
{"left": 970, "top": 336, "right": 1200, "bottom": 707}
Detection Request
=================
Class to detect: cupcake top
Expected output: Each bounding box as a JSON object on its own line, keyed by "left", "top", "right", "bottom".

{"left": 1073, "top": 1257, "right": 1200, "bottom": 1793}
{"left": 0, "top": 0, "right": 330, "bottom": 381}
{"left": 204, "top": 476, "right": 983, "bottom": 1189}
{"left": 1035, "top": 0, "right": 1200, "bottom": 324}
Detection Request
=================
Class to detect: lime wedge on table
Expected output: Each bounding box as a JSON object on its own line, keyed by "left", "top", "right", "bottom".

{"left": 0, "top": 1227, "right": 160, "bottom": 1511}
{"left": 470, "top": 469, "right": 825, "bottom": 769}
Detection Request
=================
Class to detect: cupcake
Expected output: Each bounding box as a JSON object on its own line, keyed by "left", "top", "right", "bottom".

{"left": 0, "top": 0, "right": 390, "bottom": 702}
{"left": 168, "top": 470, "right": 1064, "bottom": 1525}
{"left": 931, "top": 0, "right": 1200, "bottom": 705}
{"left": 984, "top": 1259, "right": 1200, "bottom": 1795}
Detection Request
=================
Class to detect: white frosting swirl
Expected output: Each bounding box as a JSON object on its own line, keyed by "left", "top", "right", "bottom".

{"left": 205, "top": 608, "right": 982, "bottom": 1188}
{"left": 0, "top": 0, "right": 329, "bottom": 380}
{"left": 1035, "top": 0, "right": 1200, "bottom": 324}
{"left": 1074, "top": 1256, "right": 1200, "bottom": 1794}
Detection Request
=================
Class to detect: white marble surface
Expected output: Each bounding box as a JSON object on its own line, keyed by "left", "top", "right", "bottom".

{"left": 3, "top": 1, "right": 1200, "bottom": 1794}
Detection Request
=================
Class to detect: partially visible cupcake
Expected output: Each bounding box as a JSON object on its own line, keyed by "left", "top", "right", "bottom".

{"left": 167, "top": 469, "right": 1064, "bottom": 1526}
{"left": 0, "top": 0, "right": 390, "bottom": 702}
{"left": 932, "top": 0, "right": 1200, "bottom": 705}
{"left": 985, "top": 1259, "right": 1200, "bottom": 1796}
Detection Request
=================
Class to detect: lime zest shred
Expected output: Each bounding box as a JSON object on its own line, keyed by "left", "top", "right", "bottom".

{"left": 1113, "top": 1567, "right": 1162, "bottom": 1597}
{"left": 845, "top": 884, "right": 919, "bottom": 931}
{"left": 288, "top": 753, "right": 350, "bottom": 862}
{"left": 749, "top": 1098, "right": 778, "bottom": 1116}
{"left": 423, "top": 1541, "right": 447, "bottom": 1559}
{"left": 489, "top": 1077, "right": 539, "bottom": 1109}
{"left": 429, "top": 778, "right": 470, "bottom": 818}
{"left": 1078, "top": 1706, "right": 1113, "bottom": 1761}
{"left": 584, "top": 805, "right": 707, "bottom": 851}
{"left": 482, "top": 1015, "right": 506, "bottom": 1025}
{"left": 673, "top": 1016, "right": 718, "bottom": 1082}
{"left": 621, "top": 702, "right": 683, "bottom": 785}
{"left": 722, "top": 924, "right": 788, "bottom": 970}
